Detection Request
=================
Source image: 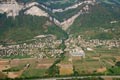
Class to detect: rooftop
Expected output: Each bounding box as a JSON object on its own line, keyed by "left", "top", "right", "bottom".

{"left": 70, "top": 51, "right": 85, "bottom": 57}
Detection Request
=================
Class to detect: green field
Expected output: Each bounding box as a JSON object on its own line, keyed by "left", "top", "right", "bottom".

{"left": 21, "top": 69, "right": 46, "bottom": 78}
{"left": 72, "top": 48, "right": 120, "bottom": 75}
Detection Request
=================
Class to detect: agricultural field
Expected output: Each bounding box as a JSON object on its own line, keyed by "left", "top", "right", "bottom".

{"left": 0, "top": 47, "right": 120, "bottom": 79}
{"left": 0, "top": 58, "right": 55, "bottom": 79}
{"left": 72, "top": 48, "right": 120, "bottom": 75}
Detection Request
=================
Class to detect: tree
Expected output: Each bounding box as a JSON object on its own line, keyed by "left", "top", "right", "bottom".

{"left": 115, "top": 61, "right": 120, "bottom": 67}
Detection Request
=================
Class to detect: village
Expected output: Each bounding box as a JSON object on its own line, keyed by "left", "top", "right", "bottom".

{"left": 0, "top": 34, "right": 120, "bottom": 79}
{"left": 65, "top": 35, "right": 120, "bottom": 50}
{"left": 0, "top": 34, "right": 63, "bottom": 59}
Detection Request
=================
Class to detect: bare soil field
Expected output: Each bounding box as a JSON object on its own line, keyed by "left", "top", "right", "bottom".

{"left": 0, "top": 58, "right": 55, "bottom": 79}
{"left": 0, "top": 60, "right": 10, "bottom": 71}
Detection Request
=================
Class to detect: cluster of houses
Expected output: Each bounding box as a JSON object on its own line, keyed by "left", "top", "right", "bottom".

{"left": 65, "top": 36, "right": 86, "bottom": 61}
{"left": 66, "top": 35, "right": 120, "bottom": 50}
{"left": 0, "top": 35, "right": 63, "bottom": 59}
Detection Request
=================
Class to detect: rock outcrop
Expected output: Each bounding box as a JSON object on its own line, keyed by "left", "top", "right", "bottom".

{"left": 24, "top": 6, "right": 48, "bottom": 17}
{"left": 0, "top": 0, "right": 96, "bottom": 30}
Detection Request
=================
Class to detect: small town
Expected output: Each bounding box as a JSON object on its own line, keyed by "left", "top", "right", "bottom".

{"left": 0, "top": 0, "right": 120, "bottom": 79}
{"left": 0, "top": 34, "right": 63, "bottom": 58}
{"left": 0, "top": 34, "right": 120, "bottom": 79}
{"left": 65, "top": 35, "right": 120, "bottom": 50}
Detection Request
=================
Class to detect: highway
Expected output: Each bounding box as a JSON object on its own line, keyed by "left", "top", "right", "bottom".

{"left": 27, "top": 76, "right": 120, "bottom": 80}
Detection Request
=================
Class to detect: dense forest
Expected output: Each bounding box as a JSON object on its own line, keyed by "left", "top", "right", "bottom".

{"left": 68, "top": 3, "right": 120, "bottom": 40}
{"left": 0, "top": 14, "right": 68, "bottom": 43}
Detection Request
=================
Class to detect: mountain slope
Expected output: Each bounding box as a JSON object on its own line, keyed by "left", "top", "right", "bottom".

{"left": 0, "top": 14, "right": 68, "bottom": 43}
{"left": 0, "top": 0, "right": 96, "bottom": 30}
{"left": 0, "top": 0, "right": 120, "bottom": 42}
{"left": 68, "top": 1, "right": 120, "bottom": 40}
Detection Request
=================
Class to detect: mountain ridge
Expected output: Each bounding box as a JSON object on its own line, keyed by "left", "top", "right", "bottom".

{"left": 0, "top": 0, "right": 120, "bottom": 42}
{"left": 0, "top": 0, "right": 96, "bottom": 30}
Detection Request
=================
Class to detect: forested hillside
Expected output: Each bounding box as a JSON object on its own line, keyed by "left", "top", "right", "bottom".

{"left": 0, "top": 14, "right": 68, "bottom": 43}
{"left": 68, "top": 3, "right": 120, "bottom": 40}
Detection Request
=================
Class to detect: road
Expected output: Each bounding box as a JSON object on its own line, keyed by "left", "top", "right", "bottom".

{"left": 27, "top": 76, "right": 120, "bottom": 80}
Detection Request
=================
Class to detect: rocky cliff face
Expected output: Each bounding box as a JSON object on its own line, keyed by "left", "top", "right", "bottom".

{"left": 0, "top": 0, "right": 49, "bottom": 17}
{"left": 51, "top": 0, "right": 96, "bottom": 30}
{"left": 0, "top": 0, "right": 97, "bottom": 30}
{"left": 0, "top": 0, "right": 23, "bottom": 17}
{"left": 24, "top": 6, "right": 48, "bottom": 17}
